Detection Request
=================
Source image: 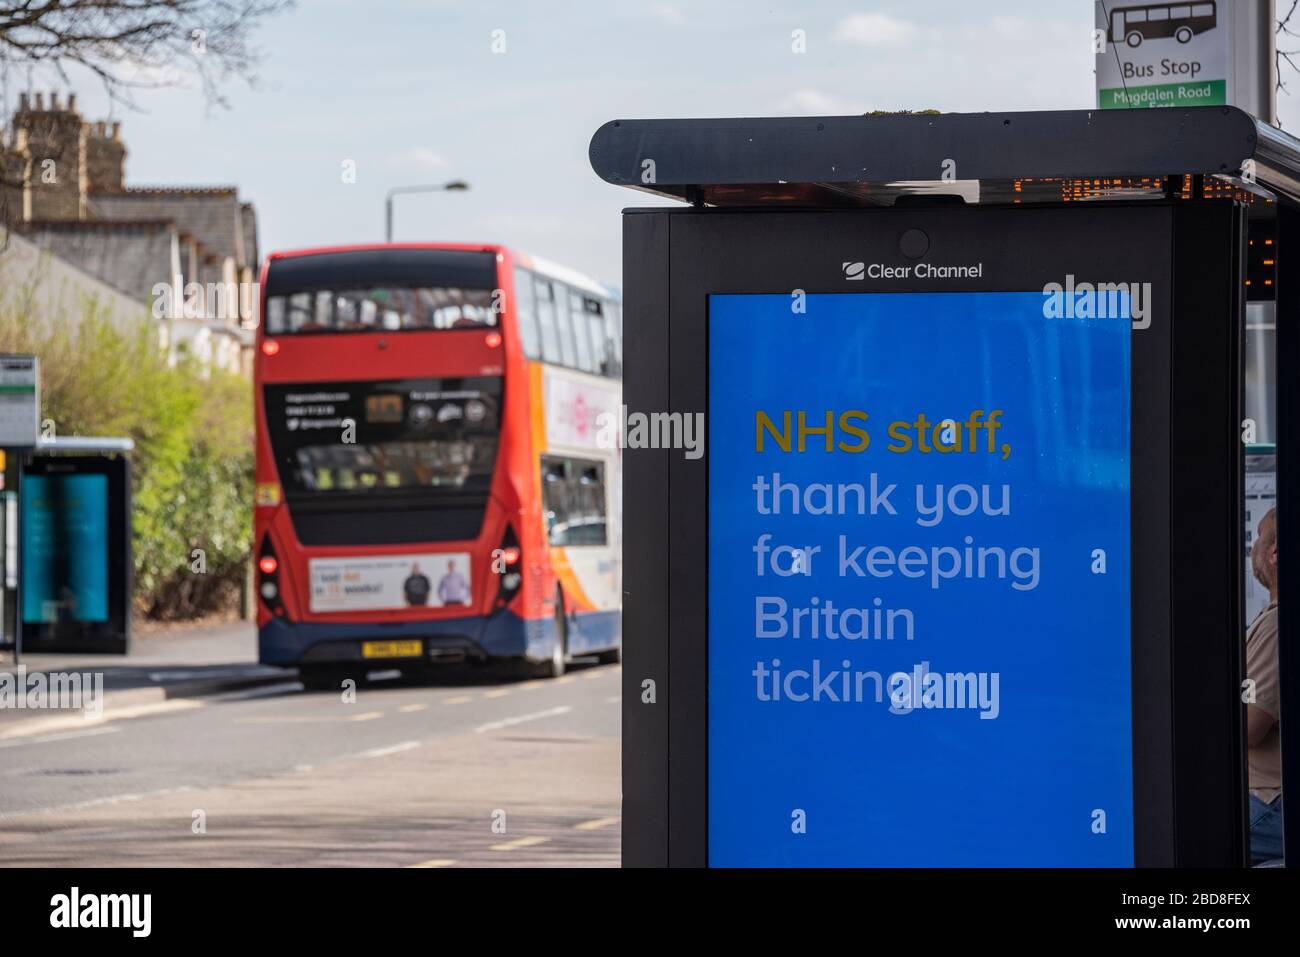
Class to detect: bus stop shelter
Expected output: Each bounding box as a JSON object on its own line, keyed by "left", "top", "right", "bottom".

{"left": 1, "top": 436, "right": 133, "bottom": 659}
{"left": 591, "top": 106, "right": 1299, "bottom": 867}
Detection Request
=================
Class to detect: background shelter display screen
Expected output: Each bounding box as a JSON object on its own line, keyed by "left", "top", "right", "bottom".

{"left": 22, "top": 473, "right": 110, "bottom": 624}
{"left": 707, "top": 291, "right": 1134, "bottom": 867}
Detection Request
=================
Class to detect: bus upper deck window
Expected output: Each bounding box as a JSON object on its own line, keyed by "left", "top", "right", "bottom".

{"left": 313, "top": 291, "right": 334, "bottom": 329}
{"left": 588, "top": 311, "right": 608, "bottom": 373}
{"left": 336, "top": 295, "right": 360, "bottom": 329}
{"left": 265, "top": 297, "right": 285, "bottom": 333}
{"left": 570, "top": 292, "right": 595, "bottom": 372}
{"left": 513, "top": 268, "right": 541, "bottom": 358}
{"left": 288, "top": 293, "right": 312, "bottom": 331}
{"left": 554, "top": 286, "right": 579, "bottom": 368}
{"left": 603, "top": 302, "right": 623, "bottom": 375}
{"left": 535, "top": 279, "right": 562, "bottom": 364}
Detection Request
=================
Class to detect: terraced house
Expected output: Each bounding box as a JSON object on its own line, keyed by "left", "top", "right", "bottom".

{"left": 1, "top": 91, "right": 259, "bottom": 377}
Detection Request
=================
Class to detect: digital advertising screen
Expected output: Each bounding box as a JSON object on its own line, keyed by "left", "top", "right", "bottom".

{"left": 21, "top": 472, "right": 111, "bottom": 624}
{"left": 708, "top": 291, "right": 1134, "bottom": 867}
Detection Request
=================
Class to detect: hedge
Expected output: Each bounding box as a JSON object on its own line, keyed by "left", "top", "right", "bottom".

{"left": 0, "top": 294, "right": 253, "bottom": 620}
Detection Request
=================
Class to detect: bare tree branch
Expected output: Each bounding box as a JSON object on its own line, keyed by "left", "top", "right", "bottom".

{"left": 0, "top": 0, "right": 291, "bottom": 235}
{"left": 1279, "top": 0, "right": 1300, "bottom": 95}
{"left": 0, "top": 0, "right": 292, "bottom": 108}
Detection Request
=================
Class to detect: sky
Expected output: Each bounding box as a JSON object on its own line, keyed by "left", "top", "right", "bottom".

{"left": 12, "top": 0, "right": 1300, "bottom": 288}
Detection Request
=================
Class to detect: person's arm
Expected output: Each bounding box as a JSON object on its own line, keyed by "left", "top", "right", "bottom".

{"left": 1244, "top": 609, "right": 1280, "bottom": 748}
{"left": 1247, "top": 704, "right": 1276, "bottom": 747}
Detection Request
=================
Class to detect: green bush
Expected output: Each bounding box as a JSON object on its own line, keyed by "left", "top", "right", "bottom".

{"left": 0, "top": 288, "right": 252, "bottom": 620}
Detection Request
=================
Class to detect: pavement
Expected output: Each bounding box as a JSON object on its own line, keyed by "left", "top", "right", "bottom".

{"left": 0, "top": 620, "right": 621, "bottom": 866}
{"left": 0, "top": 620, "right": 288, "bottom": 726}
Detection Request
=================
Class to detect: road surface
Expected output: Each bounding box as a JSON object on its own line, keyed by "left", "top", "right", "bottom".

{"left": 0, "top": 659, "right": 621, "bottom": 867}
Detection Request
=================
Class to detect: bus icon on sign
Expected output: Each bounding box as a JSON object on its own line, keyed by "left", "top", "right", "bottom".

{"left": 1109, "top": 2, "right": 1217, "bottom": 48}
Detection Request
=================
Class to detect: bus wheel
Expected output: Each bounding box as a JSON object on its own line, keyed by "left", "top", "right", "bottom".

{"left": 536, "top": 592, "right": 568, "bottom": 678}
{"left": 1175, "top": 26, "right": 1193, "bottom": 43}
{"left": 1126, "top": 31, "right": 1142, "bottom": 47}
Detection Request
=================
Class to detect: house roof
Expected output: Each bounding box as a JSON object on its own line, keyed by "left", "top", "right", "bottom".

{"left": 88, "top": 187, "right": 250, "bottom": 268}
{"left": 19, "top": 220, "right": 178, "bottom": 301}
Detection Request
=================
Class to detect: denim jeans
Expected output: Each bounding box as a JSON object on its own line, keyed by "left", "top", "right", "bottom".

{"left": 1249, "top": 794, "right": 1284, "bottom": 866}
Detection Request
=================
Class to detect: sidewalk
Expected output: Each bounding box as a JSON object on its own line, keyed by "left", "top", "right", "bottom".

{"left": 0, "top": 620, "right": 292, "bottom": 732}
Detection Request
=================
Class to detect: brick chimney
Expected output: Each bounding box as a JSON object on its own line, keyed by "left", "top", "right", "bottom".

{"left": 13, "top": 90, "right": 88, "bottom": 221}
{"left": 86, "top": 117, "right": 126, "bottom": 193}
{"left": 1, "top": 132, "right": 31, "bottom": 225}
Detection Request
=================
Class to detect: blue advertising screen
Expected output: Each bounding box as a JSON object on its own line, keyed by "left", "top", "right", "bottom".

{"left": 708, "top": 292, "right": 1133, "bottom": 867}
{"left": 22, "top": 473, "right": 111, "bottom": 624}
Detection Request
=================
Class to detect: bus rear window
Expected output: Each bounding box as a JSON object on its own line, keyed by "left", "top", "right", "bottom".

{"left": 263, "top": 377, "right": 501, "bottom": 501}
{"left": 264, "top": 286, "right": 498, "bottom": 334}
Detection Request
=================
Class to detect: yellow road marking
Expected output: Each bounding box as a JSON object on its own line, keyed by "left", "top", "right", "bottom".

{"left": 555, "top": 676, "right": 576, "bottom": 685}
{"left": 408, "top": 858, "right": 456, "bottom": 868}
{"left": 348, "top": 711, "right": 384, "bottom": 722}
{"left": 583, "top": 671, "right": 603, "bottom": 680}
{"left": 574, "top": 816, "right": 620, "bottom": 831}
{"left": 483, "top": 689, "right": 510, "bottom": 699}
{"left": 490, "top": 835, "right": 551, "bottom": 852}
{"left": 445, "top": 695, "right": 473, "bottom": 705}
{"left": 398, "top": 703, "right": 428, "bottom": 713}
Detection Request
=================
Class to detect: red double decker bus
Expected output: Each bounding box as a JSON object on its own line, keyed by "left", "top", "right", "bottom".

{"left": 253, "top": 243, "right": 622, "bottom": 686}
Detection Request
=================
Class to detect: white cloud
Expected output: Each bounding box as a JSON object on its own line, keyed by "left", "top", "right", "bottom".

{"left": 385, "top": 147, "right": 449, "bottom": 171}
{"left": 990, "top": 16, "right": 1030, "bottom": 39}
{"left": 648, "top": 3, "right": 684, "bottom": 25}
{"left": 775, "top": 89, "right": 864, "bottom": 116}
{"left": 834, "top": 12, "right": 917, "bottom": 47}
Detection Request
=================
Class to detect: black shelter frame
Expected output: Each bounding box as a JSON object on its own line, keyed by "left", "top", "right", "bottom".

{"left": 593, "top": 107, "right": 1299, "bottom": 868}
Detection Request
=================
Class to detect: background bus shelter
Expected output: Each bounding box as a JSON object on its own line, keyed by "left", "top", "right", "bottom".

{"left": 1, "top": 437, "right": 133, "bottom": 657}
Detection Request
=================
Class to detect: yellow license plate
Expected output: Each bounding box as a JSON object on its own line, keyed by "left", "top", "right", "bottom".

{"left": 362, "top": 640, "right": 423, "bottom": 659}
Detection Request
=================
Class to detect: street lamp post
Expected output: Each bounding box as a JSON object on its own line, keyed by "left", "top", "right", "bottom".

{"left": 385, "top": 181, "right": 470, "bottom": 243}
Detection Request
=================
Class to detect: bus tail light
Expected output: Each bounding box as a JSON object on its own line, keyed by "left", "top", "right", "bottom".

{"left": 261, "top": 340, "right": 280, "bottom": 356}
{"left": 495, "top": 527, "right": 523, "bottom": 607}
{"left": 485, "top": 331, "right": 502, "bottom": 348}
{"left": 258, "top": 537, "right": 286, "bottom": 617}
